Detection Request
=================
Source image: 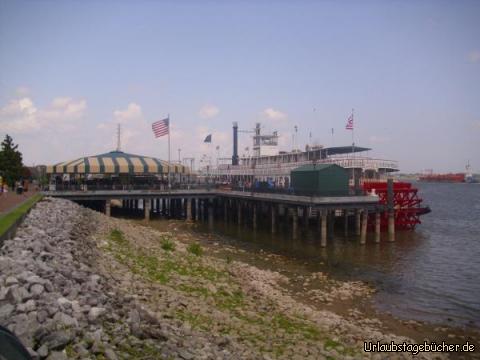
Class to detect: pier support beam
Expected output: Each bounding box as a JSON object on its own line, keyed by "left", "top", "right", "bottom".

{"left": 105, "top": 199, "right": 111, "bottom": 217}
{"left": 317, "top": 209, "right": 322, "bottom": 232}
{"left": 303, "top": 207, "right": 309, "bottom": 228}
{"left": 195, "top": 199, "right": 199, "bottom": 221}
{"left": 360, "top": 209, "right": 368, "bottom": 245}
{"left": 208, "top": 199, "right": 214, "bottom": 230}
{"left": 387, "top": 178, "right": 395, "bottom": 242}
{"left": 224, "top": 199, "right": 228, "bottom": 222}
{"left": 355, "top": 209, "right": 361, "bottom": 236}
{"left": 321, "top": 211, "right": 327, "bottom": 247}
{"left": 388, "top": 213, "right": 395, "bottom": 242}
{"left": 292, "top": 207, "right": 298, "bottom": 239}
{"left": 144, "top": 199, "right": 151, "bottom": 221}
{"left": 186, "top": 198, "right": 192, "bottom": 221}
{"left": 344, "top": 210, "right": 349, "bottom": 236}
{"left": 237, "top": 201, "right": 242, "bottom": 226}
{"left": 252, "top": 203, "right": 257, "bottom": 230}
{"left": 328, "top": 211, "right": 335, "bottom": 239}
{"left": 271, "top": 204, "right": 277, "bottom": 234}
{"left": 375, "top": 211, "right": 381, "bottom": 243}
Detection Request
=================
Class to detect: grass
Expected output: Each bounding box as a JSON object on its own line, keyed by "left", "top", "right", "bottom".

{"left": 160, "top": 236, "right": 175, "bottom": 251}
{"left": 106, "top": 229, "right": 226, "bottom": 285}
{"left": 175, "top": 309, "right": 214, "bottom": 331}
{"left": 0, "top": 193, "right": 43, "bottom": 237}
{"left": 187, "top": 242, "right": 203, "bottom": 256}
{"left": 104, "top": 228, "right": 360, "bottom": 358}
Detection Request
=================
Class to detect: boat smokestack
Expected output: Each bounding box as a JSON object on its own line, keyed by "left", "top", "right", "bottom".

{"left": 232, "top": 122, "right": 239, "bottom": 166}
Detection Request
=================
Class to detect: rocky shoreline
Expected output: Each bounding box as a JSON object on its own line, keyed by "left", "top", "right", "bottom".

{"left": 0, "top": 198, "right": 469, "bottom": 359}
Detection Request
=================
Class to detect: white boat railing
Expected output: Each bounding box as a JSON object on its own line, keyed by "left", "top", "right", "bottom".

{"left": 206, "top": 156, "right": 398, "bottom": 176}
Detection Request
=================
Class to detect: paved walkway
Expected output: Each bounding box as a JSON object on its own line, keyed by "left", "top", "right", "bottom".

{"left": 0, "top": 190, "right": 39, "bottom": 215}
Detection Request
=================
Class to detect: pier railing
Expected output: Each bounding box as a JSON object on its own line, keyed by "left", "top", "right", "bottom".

{"left": 46, "top": 183, "right": 210, "bottom": 192}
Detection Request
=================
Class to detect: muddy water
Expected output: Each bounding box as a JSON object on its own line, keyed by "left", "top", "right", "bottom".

{"left": 143, "top": 182, "right": 480, "bottom": 331}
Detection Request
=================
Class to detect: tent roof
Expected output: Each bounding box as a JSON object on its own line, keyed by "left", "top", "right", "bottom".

{"left": 46, "top": 151, "right": 189, "bottom": 175}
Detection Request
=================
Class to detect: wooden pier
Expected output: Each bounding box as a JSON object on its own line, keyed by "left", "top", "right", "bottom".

{"left": 43, "top": 188, "right": 391, "bottom": 246}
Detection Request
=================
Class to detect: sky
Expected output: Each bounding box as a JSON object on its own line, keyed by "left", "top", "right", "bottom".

{"left": 0, "top": 0, "right": 479, "bottom": 173}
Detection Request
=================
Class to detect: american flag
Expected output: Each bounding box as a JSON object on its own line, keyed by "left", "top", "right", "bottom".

{"left": 345, "top": 114, "right": 353, "bottom": 130}
{"left": 152, "top": 118, "right": 169, "bottom": 138}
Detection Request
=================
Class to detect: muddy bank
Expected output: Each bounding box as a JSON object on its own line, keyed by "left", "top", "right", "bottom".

{"left": 0, "top": 198, "right": 474, "bottom": 359}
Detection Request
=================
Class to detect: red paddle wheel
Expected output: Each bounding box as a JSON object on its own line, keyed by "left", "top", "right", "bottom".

{"left": 362, "top": 181, "right": 430, "bottom": 231}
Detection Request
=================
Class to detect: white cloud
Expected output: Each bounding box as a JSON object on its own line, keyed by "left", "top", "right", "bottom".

{"left": 42, "top": 97, "right": 86, "bottom": 121}
{"left": 198, "top": 104, "right": 220, "bottom": 119}
{"left": 0, "top": 96, "right": 86, "bottom": 133}
{"left": 114, "top": 103, "right": 143, "bottom": 123}
{"left": 278, "top": 133, "right": 291, "bottom": 147}
{"left": 263, "top": 107, "right": 287, "bottom": 121}
{"left": 468, "top": 50, "right": 480, "bottom": 63}
{"left": 0, "top": 97, "right": 39, "bottom": 132}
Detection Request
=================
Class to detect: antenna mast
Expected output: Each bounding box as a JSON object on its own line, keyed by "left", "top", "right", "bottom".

{"left": 116, "top": 124, "right": 121, "bottom": 151}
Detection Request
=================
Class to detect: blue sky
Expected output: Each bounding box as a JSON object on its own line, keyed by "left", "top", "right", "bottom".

{"left": 0, "top": 0, "right": 479, "bottom": 172}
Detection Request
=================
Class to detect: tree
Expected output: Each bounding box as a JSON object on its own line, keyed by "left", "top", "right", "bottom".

{"left": 0, "top": 134, "right": 24, "bottom": 188}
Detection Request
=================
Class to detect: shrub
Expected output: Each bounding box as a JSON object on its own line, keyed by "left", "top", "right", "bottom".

{"left": 187, "top": 242, "right": 203, "bottom": 256}
{"left": 109, "top": 229, "right": 125, "bottom": 243}
{"left": 161, "top": 237, "right": 175, "bottom": 251}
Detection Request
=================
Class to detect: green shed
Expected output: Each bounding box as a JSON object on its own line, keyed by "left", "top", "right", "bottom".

{"left": 291, "top": 164, "right": 349, "bottom": 196}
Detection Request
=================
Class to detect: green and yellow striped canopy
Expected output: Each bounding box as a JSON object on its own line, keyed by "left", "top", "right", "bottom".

{"left": 46, "top": 151, "right": 190, "bottom": 175}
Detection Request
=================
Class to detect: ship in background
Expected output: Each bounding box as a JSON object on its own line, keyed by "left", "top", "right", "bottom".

{"left": 208, "top": 122, "right": 399, "bottom": 186}
{"left": 465, "top": 161, "right": 476, "bottom": 183}
{"left": 418, "top": 171, "right": 466, "bottom": 183}
{"left": 419, "top": 162, "right": 476, "bottom": 183}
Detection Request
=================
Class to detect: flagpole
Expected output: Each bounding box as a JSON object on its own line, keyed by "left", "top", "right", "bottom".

{"left": 351, "top": 108, "right": 355, "bottom": 192}
{"left": 168, "top": 114, "right": 171, "bottom": 189}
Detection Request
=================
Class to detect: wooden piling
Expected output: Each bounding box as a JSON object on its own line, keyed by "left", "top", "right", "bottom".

{"left": 360, "top": 209, "right": 367, "bottom": 245}
{"left": 271, "top": 204, "right": 277, "bottom": 234}
{"left": 321, "top": 210, "right": 327, "bottom": 247}
{"left": 208, "top": 198, "right": 214, "bottom": 230}
{"left": 144, "top": 199, "right": 151, "bottom": 221}
{"left": 328, "top": 211, "right": 335, "bottom": 239}
{"left": 388, "top": 213, "right": 395, "bottom": 242}
{"left": 355, "top": 209, "right": 361, "bottom": 236}
{"left": 186, "top": 198, "right": 192, "bottom": 221}
{"left": 303, "top": 206, "right": 309, "bottom": 228}
{"left": 105, "top": 199, "right": 111, "bottom": 217}
{"left": 387, "top": 178, "right": 395, "bottom": 241}
{"left": 224, "top": 199, "right": 228, "bottom": 222}
{"left": 292, "top": 207, "right": 298, "bottom": 239}
{"left": 316, "top": 209, "right": 321, "bottom": 232}
{"left": 344, "top": 209, "right": 349, "bottom": 236}
{"left": 375, "top": 211, "right": 381, "bottom": 243}
{"left": 252, "top": 203, "right": 257, "bottom": 230}
{"left": 237, "top": 201, "right": 242, "bottom": 226}
{"left": 194, "top": 199, "right": 199, "bottom": 221}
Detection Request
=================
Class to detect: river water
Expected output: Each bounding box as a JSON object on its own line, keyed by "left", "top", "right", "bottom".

{"left": 184, "top": 182, "right": 480, "bottom": 329}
